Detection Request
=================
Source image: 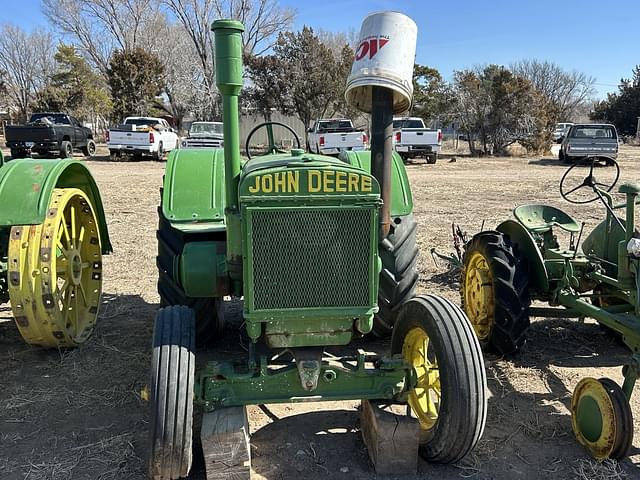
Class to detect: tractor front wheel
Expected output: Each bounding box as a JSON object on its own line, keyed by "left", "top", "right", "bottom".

{"left": 149, "top": 305, "right": 195, "bottom": 480}
{"left": 461, "top": 231, "right": 530, "bottom": 355}
{"left": 7, "top": 188, "right": 103, "bottom": 347}
{"left": 373, "top": 214, "right": 419, "bottom": 336}
{"left": 571, "top": 377, "right": 633, "bottom": 460}
{"left": 392, "top": 295, "right": 487, "bottom": 463}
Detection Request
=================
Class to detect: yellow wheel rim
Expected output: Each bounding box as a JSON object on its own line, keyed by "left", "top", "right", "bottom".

{"left": 571, "top": 378, "right": 617, "bottom": 460}
{"left": 463, "top": 251, "right": 494, "bottom": 340}
{"left": 8, "top": 188, "right": 103, "bottom": 347}
{"left": 402, "top": 326, "right": 441, "bottom": 431}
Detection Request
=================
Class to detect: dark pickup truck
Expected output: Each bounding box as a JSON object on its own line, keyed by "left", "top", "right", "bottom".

{"left": 6, "top": 113, "right": 96, "bottom": 159}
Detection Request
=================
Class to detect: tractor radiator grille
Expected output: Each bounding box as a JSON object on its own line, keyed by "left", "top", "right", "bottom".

{"left": 249, "top": 208, "right": 374, "bottom": 310}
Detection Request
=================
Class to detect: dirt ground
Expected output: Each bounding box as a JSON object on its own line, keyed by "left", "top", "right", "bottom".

{"left": 1, "top": 145, "right": 640, "bottom": 480}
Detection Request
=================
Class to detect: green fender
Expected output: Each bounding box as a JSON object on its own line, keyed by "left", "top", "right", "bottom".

{"left": 341, "top": 150, "right": 413, "bottom": 217}
{"left": 162, "top": 148, "right": 227, "bottom": 232}
{"left": 496, "top": 219, "right": 548, "bottom": 294}
{"left": 0, "top": 158, "right": 112, "bottom": 254}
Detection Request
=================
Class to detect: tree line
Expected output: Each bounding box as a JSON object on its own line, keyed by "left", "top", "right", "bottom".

{"left": 0, "top": 0, "right": 611, "bottom": 154}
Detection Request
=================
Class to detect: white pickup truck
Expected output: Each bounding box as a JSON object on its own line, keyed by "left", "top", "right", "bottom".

{"left": 307, "top": 119, "right": 367, "bottom": 156}
{"left": 393, "top": 117, "right": 442, "bottom": 164}
{"left": 107, "top": 117, "right": 179, "bottom": 160}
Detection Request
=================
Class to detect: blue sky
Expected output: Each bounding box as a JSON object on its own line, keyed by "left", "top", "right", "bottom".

{"left": 5, "top": 0, "right": 639, "bottom": 98}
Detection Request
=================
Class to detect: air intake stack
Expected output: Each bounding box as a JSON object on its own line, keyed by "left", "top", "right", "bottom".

{"left": 212, "top": 19, "right": 245, "bottom": 293}
{"left": 345, "top": 12, "right": 418, "bottom": 238}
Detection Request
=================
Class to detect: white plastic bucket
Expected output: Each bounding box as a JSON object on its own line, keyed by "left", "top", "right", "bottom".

{"left": 345, "top": 12, "right": 418, "bottom": 114}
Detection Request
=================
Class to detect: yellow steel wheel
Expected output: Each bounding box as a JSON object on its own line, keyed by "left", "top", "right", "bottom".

{"left": 7, "top": 188, "right": 103, "bottom": 347}
{"left": 402, "top": 326, "right": 441, "bottom": 430}
{"left": 571, "top": 377, "right": 633, "bottom": 460}
{"left": 463, "top": 251, "right": 494, "bottom": 340}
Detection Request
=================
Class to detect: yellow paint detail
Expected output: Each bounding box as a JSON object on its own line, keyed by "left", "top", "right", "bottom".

{"left": 463, "top": 251, "right": 494, "bottom": 340}
{"left": 7, "top": 188, "right": 103, "bottom": 347}
{"left": 361, "top": 175, "right": 372, "bottom": 192}
{"left": 287, "top": 171, "right": 299, "bottom": 192}
{"left": 335, "top": 171, "right": 347, "bottom": 192}
{"left": 571, "top": 377, "right": 617, "bottom": 460}
{"left": 308, "top": 170, "right": 322, "bottom": 192}
{"left": 348, "top": 173, "right": 359, "bottom": 192}
{"left": 247, "top": 170, "right": 374, "bottom": 194}
{"left": 322, "top": 170, "right": 333, "bottom": 192}
{"left": 248, "top": 176, "right": 260, "bottom": 193}
{"left": 261, "top": 174, "right": 273, "bottom": 193}
{"left": 402, "top": 327, "right": 441, "bottom": 431}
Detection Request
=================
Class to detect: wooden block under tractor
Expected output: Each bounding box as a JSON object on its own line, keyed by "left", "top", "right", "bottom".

{"left": 201, "top": 406, "right": 251, "bottom": 480}
{"left": 360, "top": 399, "right": 419, "bottom": 475}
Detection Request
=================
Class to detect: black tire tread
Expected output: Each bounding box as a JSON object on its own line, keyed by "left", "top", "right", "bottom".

{"left": 373, "top": 214, "right": 420, "bottom": 336}
{"left": 461, "top": 231, "right": 530, "bottom": 355}
{"left": 149, "top": 305, "right": 195, "bottom": 480}
{"left": 156, "top": 205, "right": 223, "bottom": 345}
{"left": 391, "top": 294, "right": 487, "bottom": 463}
{"left": 81, "top": 139, "right": 96, "bottom": 157}
{"left": 599, "top": 377, "right": 633, "bottom": 460}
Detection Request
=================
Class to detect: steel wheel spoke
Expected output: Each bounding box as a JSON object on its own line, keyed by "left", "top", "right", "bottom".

{"left": 77, "top": 283, "right": 88, "bottom": 307}
{"left": 61, "top": 216, "right": 71, "bottom": 245}
{"left": 70, "top": 206, "right": 77, "bottom": 248}
{"left": 78, "top": 225, "right": 85, "bottom": 250}
{"left": 57, "top": 279, "right": 70, "bottom": 303}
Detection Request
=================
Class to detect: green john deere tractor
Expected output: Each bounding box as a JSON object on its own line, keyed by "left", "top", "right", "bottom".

{"left": 0, "top": 150, "right": 111, "bottom": 347}
{"left": 461, "top": 157, "right": 640, "bottom": 460}
{"left": 149, "top": 14, "right": 487, "bottom": 479}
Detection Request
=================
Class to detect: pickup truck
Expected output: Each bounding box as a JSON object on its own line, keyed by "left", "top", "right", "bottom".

{"left": 559, "top": 123, "right": 618, "bottom": 163}
{"left": 552, "top": 122, "right": 574, "bottom": 143}
{"left": 307, "top": 119, "right": 367, "bottom": 156}
{"left": 392, "top": 117, "right": 442, "bottom": 164}
{"left": 180, "top": 121, "right": 224, "bottom": 148}
{"left": 107, "top": 117, "right": 179, "bottom": 160}
{"left": 5, "top": 112, "right": 96, "bottom": 159}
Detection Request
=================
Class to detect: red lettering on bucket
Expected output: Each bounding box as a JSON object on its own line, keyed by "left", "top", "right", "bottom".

{"left": 355, "top": 37, "right": 389, "bottom": 60}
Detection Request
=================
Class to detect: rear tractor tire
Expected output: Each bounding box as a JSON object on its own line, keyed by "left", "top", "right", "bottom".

{"left": 372, "top": 214, "right": 419, "bottom": 337}
{"left": 571, "top": 377, "right": 633, "bottom": 460}
{"left": 157, "top": 207, "right": 224, "bottom": 345}
{"left": 461, "top": 231, "right": 530, "bottom": 356}
{"left": 8, "top": 188, "right": 103, "bottom": 347}
{"left": 392, "top": 295, "right": 487, "bottom": 463}
{"left": 149, "top": 305, "right": 195, "bottom": 480}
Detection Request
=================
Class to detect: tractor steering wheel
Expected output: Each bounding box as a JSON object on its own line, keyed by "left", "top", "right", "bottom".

{"left": 559, "top": 156, "right": 620, "bottom": 204}
{"left": 245, "top": 121, "right": 301, "bottom": 160}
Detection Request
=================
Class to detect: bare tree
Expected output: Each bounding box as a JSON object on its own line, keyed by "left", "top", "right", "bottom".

{"left": 146, "top": 13, "right": 210, "bottom": 127}
{"left": 511, "top": 59, "right": 596, "bottom": 121}
{"left": 162, "top": 0, "right": 295, "bottom": 118}
{"left": 42, "top": 0, "right": 159, "bottom": 74}
{"left": 0, "top": 25, "right": 54, "bottom": 121}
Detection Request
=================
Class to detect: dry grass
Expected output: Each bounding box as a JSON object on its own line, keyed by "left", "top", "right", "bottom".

{"left": 2, "top": 145, "right": 640, "bottom": 479}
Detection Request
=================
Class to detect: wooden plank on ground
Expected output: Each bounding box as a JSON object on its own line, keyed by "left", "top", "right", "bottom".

{"left": 201, "top": 406, "right": 251, "bottom": 480}
{"left": 360, "top": 399, "right": 419, "bottom": 475}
